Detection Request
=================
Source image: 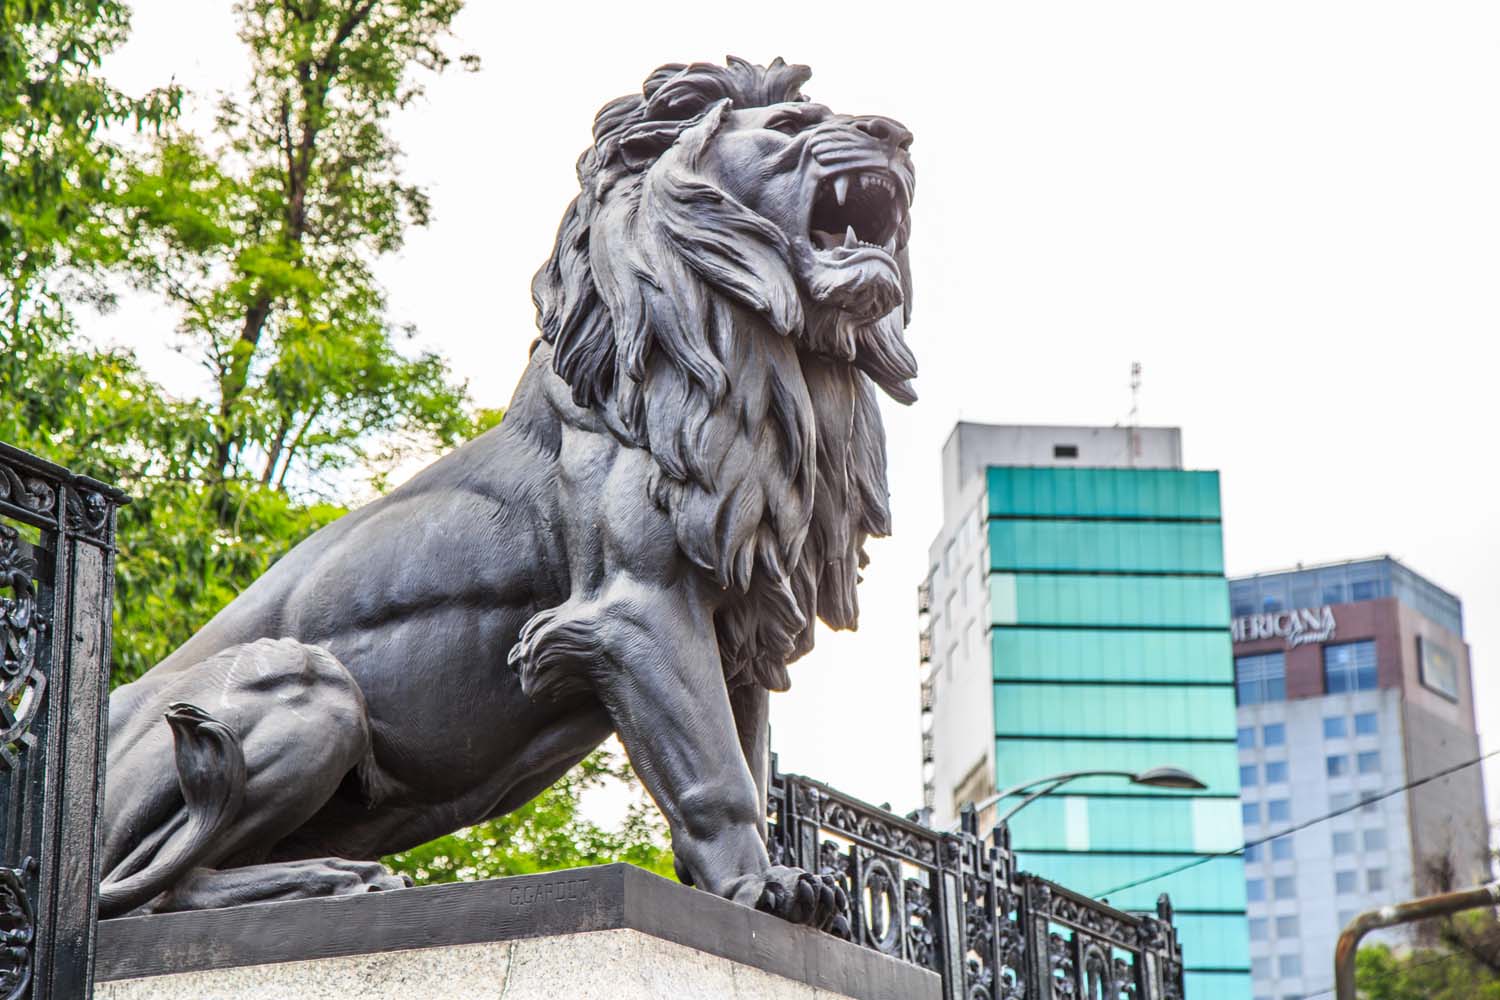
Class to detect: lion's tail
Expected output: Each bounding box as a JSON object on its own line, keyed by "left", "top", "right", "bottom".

{"left": 97, "top": 702, "right": 246, "bottom": 917}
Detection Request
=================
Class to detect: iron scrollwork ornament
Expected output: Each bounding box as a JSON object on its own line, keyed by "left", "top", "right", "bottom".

{"left": 0, "top": 465, "right": 55, "bottom": 520}
{"left": 0, "top": 865, "right": 33, "bottom": 1000}
{"left": 0, "top": 527, "right": 44, "bottom": 771}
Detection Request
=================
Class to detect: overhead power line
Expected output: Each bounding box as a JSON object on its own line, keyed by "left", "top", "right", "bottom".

{"left": 1091, "top": 746, "right": 1500, "bottom": 901}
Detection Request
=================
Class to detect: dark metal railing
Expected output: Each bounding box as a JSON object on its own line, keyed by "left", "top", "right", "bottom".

{"left": 768, "top": 762, "right": 1185, "bottom": 1000}
{"left": 0, "top": 443, "right": 124, "bottom": 1000}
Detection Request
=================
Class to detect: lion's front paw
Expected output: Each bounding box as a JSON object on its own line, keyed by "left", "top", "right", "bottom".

{"left": 730, "top": 866, "right": 851, "bottom": 938}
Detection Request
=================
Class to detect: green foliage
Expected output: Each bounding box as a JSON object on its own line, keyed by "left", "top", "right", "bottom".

{"left": 0, "top": 0, "right": 180, "bottom": 477}
{"left": 120, "top": 0, "right": 477, "bottom": 488}
{"left": 385, "top": 744, "right": 675, "bottom": 885}
{"left": 1356, "top": 939, "right": 1500, "bottom": 1000}
{"left": 0, "top": 0, "right": 177, "bottom": 354}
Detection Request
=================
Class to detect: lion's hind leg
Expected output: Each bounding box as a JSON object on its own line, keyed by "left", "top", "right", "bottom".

{"left": 101, "top": 637, "right": 396, "bottom": 916}
{"left": 148, "top": 858, "right": 409, "bottom": 912}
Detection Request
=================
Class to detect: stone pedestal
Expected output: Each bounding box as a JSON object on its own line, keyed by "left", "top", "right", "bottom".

{"left": 94, "top": 864, "right": 939, "bottom": 1000}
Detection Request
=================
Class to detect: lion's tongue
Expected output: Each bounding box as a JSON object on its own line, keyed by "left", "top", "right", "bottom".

{"left": 811, "top": 229, "right": 842, "bottom": 250}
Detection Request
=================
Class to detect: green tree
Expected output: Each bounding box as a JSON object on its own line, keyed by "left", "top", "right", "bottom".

{"left": 121, "top": 0, "right": 476, "bottom": 491}
{"left": 0, "top": 0, "right": 178, "bottom": 460}
{"left": 1356, "top": 939, "right": 1500, "bottom": 1000}
{"left": 0, "top": 0, "right": 176, "bottom": 351}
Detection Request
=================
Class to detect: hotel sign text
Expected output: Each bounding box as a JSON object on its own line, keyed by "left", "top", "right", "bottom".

{"left": 1231, "top": 606, "right": 1337, "bottom": 647}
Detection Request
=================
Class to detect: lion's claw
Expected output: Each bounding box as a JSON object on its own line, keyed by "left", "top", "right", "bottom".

{"left": 734, "top": 866, "right": 850, "bottom": 938}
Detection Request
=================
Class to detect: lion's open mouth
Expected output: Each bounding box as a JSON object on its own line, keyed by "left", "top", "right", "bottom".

{"left": 808, "top": 169, "right": 905, "bottom": 255}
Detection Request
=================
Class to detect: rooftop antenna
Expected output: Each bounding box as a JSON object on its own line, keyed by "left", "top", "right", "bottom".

{"left": 1128, "top": 361, "right": 1142, "bottom": 465}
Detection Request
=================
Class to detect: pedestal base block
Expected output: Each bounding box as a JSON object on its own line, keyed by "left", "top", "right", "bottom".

{"left": 95, "top": 865, "right": 937, "bottom": 1000}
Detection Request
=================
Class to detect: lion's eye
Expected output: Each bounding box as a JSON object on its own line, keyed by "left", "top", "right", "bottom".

{"left": 764, "top": 116, "right": 804, "bottom": 137}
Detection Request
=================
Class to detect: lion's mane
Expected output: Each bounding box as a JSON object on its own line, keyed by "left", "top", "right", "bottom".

{"left": 530, "top": 58, "right": 917, "bottom": 690}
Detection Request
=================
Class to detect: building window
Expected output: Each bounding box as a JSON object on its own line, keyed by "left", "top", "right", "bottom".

{"left": 1354, "top": 712, "right": 1378, "bottom": 736}
{"left": 1243, "top": 803, "right": 1261, "bottom": 826}
{"left": 1279, "top": 954, "right": 1302, "bottom": 977}
{"left": 1333, "top": 831, "right": 1355, "bottom": 855}
{"left": 1260, "top": 580, "right": 1288, "bottom": 613}
{"left": 1323, "top": 716, "right": 1347, "bottom": 739}
{"left": 1241, "top": 765, "right": 1258, "bottom": 787}
{"left": 1267, "top": 799, "right": 1291, "bottom": 824}
{"left": 1327, "top": 755, "right": 1350, "bottom": 778}
{"left": 1350, "top": 572, "right": 1383, "bottom": 602}
{"left": 1251, "top": 957, "right": 1271, "bottom": 978}
{"left": 1265, "top": 761, "right": 1289, "bottom": 784}
{"left": 1321, "top": 569, "right": 1348, "bottom": 606}
{"left": 1367, "top": 868, "right": 1386, "bottom": 892}
{"left": 1263, "top": 723, "right": 1286, "bottom": 747}
{"left": 1247, "top": 879, "right": 1266, "bottom": 902}
{"left": 1271, "top": 837, "right": 1294, "bottom": 861}
{"left": 1053, "top": 443, "right": 1078, "bottom": 459}
{"left": 1357, "top": 751, "right": 1381, "bottom": 775}
{"left": 1338, "top": 909, "right": 1358, "bottom": 928}
{"left": 1244, "top": 843, "right": 1262, "bottom": 863}
{"left": 1274, "top": 876, "right": 1296, "bottom": 899}
{"left": 1231, "top": 582, "right": 1256, "bottom": 617}
{"left": 1335, "top": 871, "right": 1358, "bottom": 894}
{"left": 1236, "top": 652, "right": 1287, "bottom": 705}
{"left": 1249, "top": 917, "right": 1268, "bottom": 940}
{"left": 1361, "top": 795, "right": 1380, "bottom": 813}
{"left": 1330, "top": 792, "right": 1355, "bottom": 811}
{"left": 1276, "top": 915, "right": 1299, "bottom": 938}
{"left": 1363, "top": 829, "right": 1386, "bottom": 851}
{"left": 1239, "top": 726, "right": 1257, "bottom": 749}
{"left": 1325, "top": 640, "right": 1378, "bottom": 693}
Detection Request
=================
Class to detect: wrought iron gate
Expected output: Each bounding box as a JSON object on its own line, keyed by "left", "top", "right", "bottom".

{"left": 0, "top": 443, "right": 124, "bottom": 1000}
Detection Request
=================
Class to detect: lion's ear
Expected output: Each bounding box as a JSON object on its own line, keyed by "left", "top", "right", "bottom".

{"left": 618, "top": 119, "right": 694, "bottom": 172}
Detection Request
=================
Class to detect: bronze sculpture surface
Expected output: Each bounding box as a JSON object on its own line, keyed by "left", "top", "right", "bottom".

{"left": 100, "top": 57, "right": 916, "bottom": 933}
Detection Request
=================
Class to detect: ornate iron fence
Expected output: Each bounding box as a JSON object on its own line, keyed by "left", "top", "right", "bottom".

{"left": 768, "top": 762, "right": 1185, "bottom": 1000}
{"left": 0, "top": 443, "right": 124, "bottom": 1000}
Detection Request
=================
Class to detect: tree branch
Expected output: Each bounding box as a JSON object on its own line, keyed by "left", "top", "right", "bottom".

{"left": 275, "top": 402, "right": 323, "bottom": 491}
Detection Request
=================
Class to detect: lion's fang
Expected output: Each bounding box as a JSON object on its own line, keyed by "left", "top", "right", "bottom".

{"left": 843, "top": 225, "right": 859, "bottom": 249}
{"left": 833, "top": 176, "right": 849, "bottom": 206}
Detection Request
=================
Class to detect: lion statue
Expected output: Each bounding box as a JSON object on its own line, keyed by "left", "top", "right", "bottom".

{"left": 100, "top": 57, "right": 916, "bottom": 932}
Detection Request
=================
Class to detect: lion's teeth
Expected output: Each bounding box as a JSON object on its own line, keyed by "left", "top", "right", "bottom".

{"left": 843, "top": 225, "right": 859, "bottom": 249}
{"left": 833, "top": 175, "right": 849, "bottom": 206}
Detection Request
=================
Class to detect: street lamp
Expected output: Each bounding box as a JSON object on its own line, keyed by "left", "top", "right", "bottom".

{"left": 962, "top": 766, "right": 1207, "bottom": 829}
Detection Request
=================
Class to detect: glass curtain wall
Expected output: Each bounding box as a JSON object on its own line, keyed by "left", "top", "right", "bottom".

{"left": 986, "top": 466, "right": 1251, "bottom": 999}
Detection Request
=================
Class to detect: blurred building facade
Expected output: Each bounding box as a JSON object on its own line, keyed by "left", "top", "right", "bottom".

{"left": 919, "top": 422, "right": 1252, "bottom": 1000}
{"left": 1230, "top": 558, "right": 1490, "bottom": 1000}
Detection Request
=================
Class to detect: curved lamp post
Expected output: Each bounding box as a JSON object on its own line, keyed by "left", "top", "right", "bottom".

{"left": 963, "top": 766, "right": 1207, "bottom": 829}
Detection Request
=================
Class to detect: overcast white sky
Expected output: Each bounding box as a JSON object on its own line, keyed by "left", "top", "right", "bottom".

{"left": 97, "top": 2, "right": 1500, "bottom": 820}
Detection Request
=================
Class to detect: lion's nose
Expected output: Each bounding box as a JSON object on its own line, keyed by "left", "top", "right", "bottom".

{"left": 852, "top": 115, "right": 913, "bottom": 151}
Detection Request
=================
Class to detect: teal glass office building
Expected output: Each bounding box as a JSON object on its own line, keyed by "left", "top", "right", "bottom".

{"left": 920, "top": 425, "right": 1251, "bottom": 999}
